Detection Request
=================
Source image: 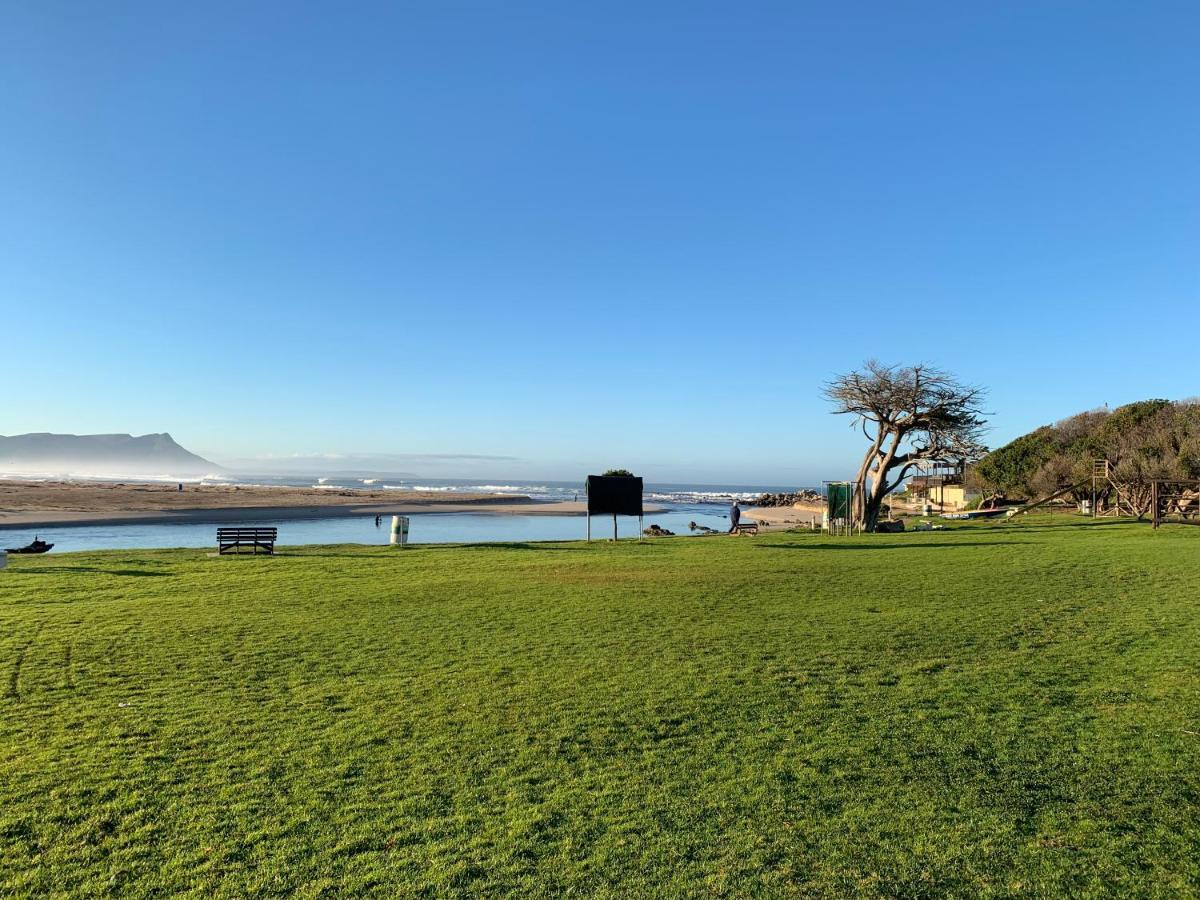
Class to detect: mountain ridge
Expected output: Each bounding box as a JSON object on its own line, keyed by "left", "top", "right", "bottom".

{"left": 0, "top": 432, "right": 220, "bottom": 477}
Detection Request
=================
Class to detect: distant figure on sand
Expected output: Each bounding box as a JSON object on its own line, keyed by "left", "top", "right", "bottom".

{"left": 374, "top": 515, "right": 382, "bottom": 527}
{"left": 729, "top": 501, "right": 741, "bottom": 533}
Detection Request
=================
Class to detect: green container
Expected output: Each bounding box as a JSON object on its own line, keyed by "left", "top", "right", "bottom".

{"left": 827, "top": 483, "right": 853, "bottom": 520}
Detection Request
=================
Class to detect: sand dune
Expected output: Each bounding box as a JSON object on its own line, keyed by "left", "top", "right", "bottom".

{"left": 742, "top": 503, "right": 825, "bottom": 527}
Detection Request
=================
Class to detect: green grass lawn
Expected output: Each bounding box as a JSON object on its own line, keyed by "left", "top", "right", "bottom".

{"left": 2, "top": 519, "right": 1199, "bottom": 896}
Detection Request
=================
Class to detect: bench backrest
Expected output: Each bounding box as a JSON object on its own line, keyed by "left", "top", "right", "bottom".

{"left": 217, "top": 528, "right": 278, "bottom": 539}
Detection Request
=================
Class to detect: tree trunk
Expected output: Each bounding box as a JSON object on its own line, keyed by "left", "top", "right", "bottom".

{"left": 850, "top": 435, "right": 883, "bottom": 531}
{"left": 852, "top": 431, "right": 903, "bottom": 532}
{"left": 862, "top": 476, "right": 888, "bottom": 532}
{"left": 848, "top": 469, "right": 890, "bottom": 532}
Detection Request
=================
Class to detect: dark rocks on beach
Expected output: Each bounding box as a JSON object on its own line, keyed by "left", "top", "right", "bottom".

{"left": 643, "top": 524, "right": 675, "bottom": 537}
{"left": 751, "top": 490, "right": 823, "bottom": 508}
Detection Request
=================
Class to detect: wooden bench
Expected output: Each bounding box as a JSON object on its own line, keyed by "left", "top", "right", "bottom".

{"left": 733, "top": 522, "right": 759, "bottom": 535}
{"left": 217, "top": 527, "right": 277, "bottom": 555}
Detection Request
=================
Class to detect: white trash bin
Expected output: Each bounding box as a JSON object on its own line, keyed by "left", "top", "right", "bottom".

{"left": 390, "top": 515, "right": 410, "bottom": 548}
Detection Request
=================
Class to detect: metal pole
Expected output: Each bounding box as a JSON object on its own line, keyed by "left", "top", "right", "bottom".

{"left": 612, "top": 513, "right": 617, "bottom": 542}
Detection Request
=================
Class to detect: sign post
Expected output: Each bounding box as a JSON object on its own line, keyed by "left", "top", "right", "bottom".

{"left": 584, "top": 475, "right": 644, "bottom": 541}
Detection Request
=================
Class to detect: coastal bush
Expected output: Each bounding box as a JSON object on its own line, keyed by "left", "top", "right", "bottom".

{"left": 973, "top": 399, "right": 1200, "bottom": 514}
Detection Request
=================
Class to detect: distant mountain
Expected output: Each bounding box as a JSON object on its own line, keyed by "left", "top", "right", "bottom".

{"left": 0, "top": 432, "right": 220, "bottom": 477}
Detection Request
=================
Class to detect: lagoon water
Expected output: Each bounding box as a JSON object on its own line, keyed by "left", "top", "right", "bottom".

{"left": 6, "top": 508, "right": 731, "bottom": 552}
{"left": 1, "top": 490, "right": 795, "bottom": 553}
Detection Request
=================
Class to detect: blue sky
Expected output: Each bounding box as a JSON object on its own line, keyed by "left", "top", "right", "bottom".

{"left": 2, "top": 2, "right": 1196, "bottom": 484}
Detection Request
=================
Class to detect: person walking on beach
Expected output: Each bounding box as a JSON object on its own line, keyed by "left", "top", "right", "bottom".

{"left": 728, "top": 500, "right": 742, "bottom": 533}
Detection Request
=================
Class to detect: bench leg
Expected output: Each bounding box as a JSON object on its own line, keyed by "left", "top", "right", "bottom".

{"left": 217, "top": 539, "right": 275, "bottom": 555}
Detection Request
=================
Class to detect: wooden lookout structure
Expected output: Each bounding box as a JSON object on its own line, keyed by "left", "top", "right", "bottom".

{"left": 1090, "top": 459, "right": 1145, "bottom": 518}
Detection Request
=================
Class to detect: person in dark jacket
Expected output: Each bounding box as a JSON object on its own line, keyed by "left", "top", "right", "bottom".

{"left": 728, "top": 501, "right": 742, "bottom": 533}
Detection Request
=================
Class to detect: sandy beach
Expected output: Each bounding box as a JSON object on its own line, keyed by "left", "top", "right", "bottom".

{"left": 742, "top": 503, "right": 825, "bottom": 528}
{"left": 0, "top": 480, "right": 659, "bottom": 529}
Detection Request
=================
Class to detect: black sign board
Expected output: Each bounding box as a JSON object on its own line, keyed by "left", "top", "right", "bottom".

{"left": 585, "top": 475, "right": 643, "bottom": 517}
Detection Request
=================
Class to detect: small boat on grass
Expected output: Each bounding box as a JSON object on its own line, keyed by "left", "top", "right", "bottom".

{"left": 940, "top": 507, "right": 1010, "bottom": 520}
{"left": 5, "top": 537, "right": 54, "bottom": 554}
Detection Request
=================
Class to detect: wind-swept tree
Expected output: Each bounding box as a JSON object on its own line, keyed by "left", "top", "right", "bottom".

{"left": 824, "top": 361, "right": 988, "bottom": 531}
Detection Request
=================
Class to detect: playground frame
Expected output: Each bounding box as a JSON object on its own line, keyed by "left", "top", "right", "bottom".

{"left": 1007, "top": 461, "right": 1200, "bottom": 529}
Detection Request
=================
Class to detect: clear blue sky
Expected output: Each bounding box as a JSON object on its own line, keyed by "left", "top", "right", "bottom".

{"left": 2, "top": 2, "right": 1196, "bottom": 483}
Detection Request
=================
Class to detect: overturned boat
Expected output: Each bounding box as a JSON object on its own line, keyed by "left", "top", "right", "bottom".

{"left": 5, "top": 537, "right": 54, "bottom": 554}
{"left": 940, "top": 507, "right": 1010, "bottom": 520}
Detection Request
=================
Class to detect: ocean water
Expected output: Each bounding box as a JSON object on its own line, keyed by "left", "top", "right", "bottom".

{"left": 192, "top": 474, "right": 787, "bottom": 505}
{"left": 1, "top": 476, "right": 818, "bottom": 553}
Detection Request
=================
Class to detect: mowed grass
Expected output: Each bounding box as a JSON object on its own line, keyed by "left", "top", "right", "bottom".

{"left": 2, "top": 519, "right": 1199, "bottom": 896}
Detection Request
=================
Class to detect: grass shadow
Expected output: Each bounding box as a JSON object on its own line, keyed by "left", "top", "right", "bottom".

{"left": 426, "top": 542, "right": 588, "bottom": 552}
{"left": 284, "top": 542, "right": 590, "bottom": 557}
{"left": 967, "top": 521, "right": 1142, "bottom": 534}
{"left": 756, "top": 541, "right": 1037, "bottom": 551}
{"left": 7, "top": 566, "right": 172, "bottom": 577}
{"left": 288, "top": 540, "right": 673, "bottom": 556}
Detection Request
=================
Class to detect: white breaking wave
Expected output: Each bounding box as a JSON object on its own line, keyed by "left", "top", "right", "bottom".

{"left": 380, "top": 483, "right": 550, "bottom": 496}
{"left": 646, "top": 490, "right": 765, "bottom": 504}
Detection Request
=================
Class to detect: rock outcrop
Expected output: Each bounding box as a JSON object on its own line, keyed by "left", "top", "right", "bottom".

{"left": 751, "top": 489, "right": 824, "bottom": 508}
{"left": 642, "top": 524, "right": 675, "bottom": 537}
